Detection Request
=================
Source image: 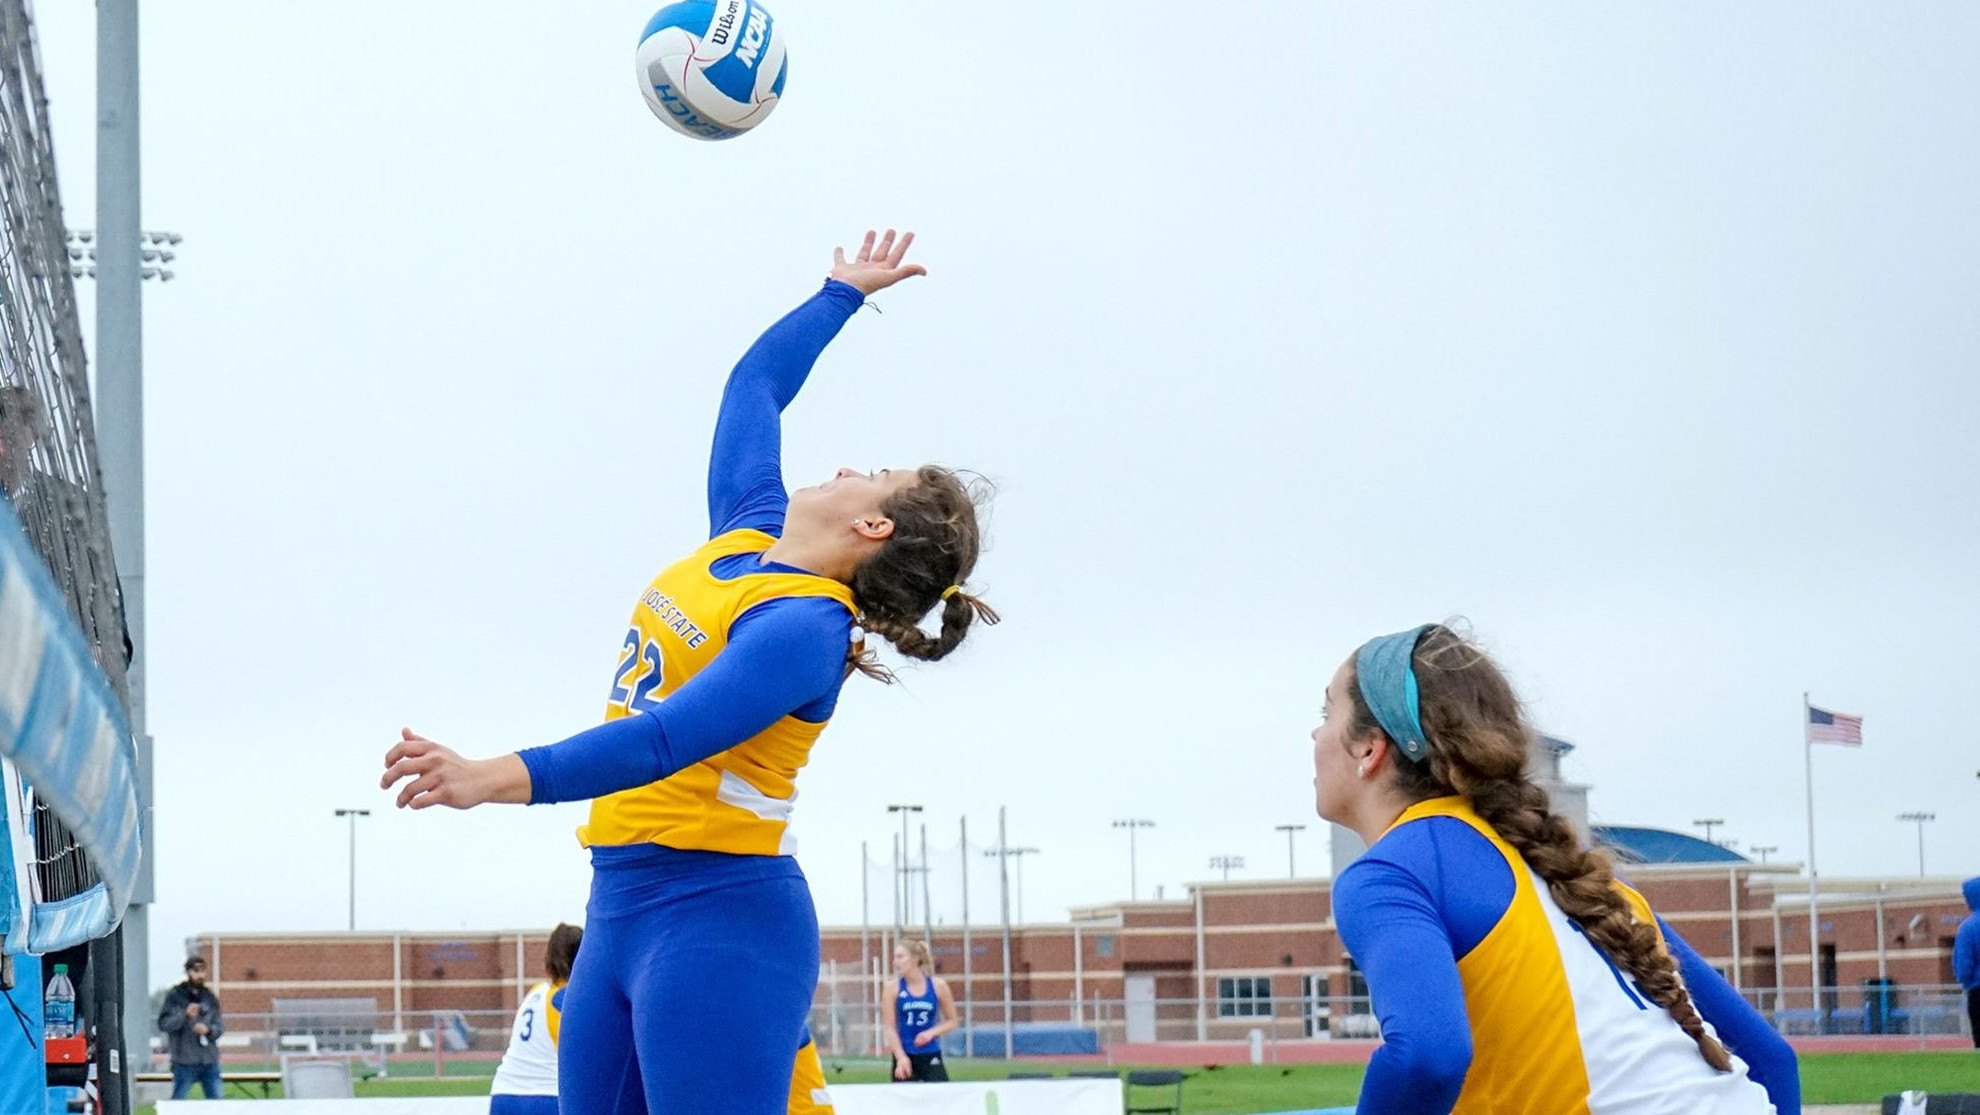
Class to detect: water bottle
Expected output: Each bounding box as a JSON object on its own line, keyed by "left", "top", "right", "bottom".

{"left": 43, "top": 963, "right": 77, "bottom": 1040}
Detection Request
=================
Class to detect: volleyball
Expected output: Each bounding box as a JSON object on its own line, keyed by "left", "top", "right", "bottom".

{"left": 635, "top": 1, "right": 789, "bottom": 141}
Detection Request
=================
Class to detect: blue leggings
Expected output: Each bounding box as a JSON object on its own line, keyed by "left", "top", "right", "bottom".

{"left": 559, "top": 844, "right": 820, "bottom": 1115}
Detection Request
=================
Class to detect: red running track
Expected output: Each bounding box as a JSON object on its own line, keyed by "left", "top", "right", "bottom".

{"left": 1092, "top": 1035, "right": 1972, "bottom": 1066}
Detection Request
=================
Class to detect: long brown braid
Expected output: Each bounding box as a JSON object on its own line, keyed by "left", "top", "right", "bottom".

{"left": 1347, "top": 624, "right": 1733, "bottom": 1072}
{"left": 846, "top": 466, "right": 999, "bottom": 683}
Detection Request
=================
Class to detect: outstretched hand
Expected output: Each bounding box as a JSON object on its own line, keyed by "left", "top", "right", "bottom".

{"left": 830, "top": 229, "right": 927, "bottom": 296}
{"left": 380, "top": 727, "right": 530, "bottom": 810}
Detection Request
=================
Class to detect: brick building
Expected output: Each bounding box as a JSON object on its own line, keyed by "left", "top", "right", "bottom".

{"left": 188, "top": 731, "right": 1970, "bottom": 1050}
{"left": 190, "top": 863, "right": 1969, "bottom": 1051}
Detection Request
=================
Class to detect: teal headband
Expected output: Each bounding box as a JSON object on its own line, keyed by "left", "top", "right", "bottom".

{"left": 1354, "top": 625, "right": 1437, "bottom": 763}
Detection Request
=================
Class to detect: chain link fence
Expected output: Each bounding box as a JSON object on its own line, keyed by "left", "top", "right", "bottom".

{"left": 151, "top": 981, "right": 1973, "bottom": 1078}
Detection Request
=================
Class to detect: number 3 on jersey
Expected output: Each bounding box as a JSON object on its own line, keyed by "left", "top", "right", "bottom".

{"left": 608, "top": 627, "right": 666, "bottom": 713}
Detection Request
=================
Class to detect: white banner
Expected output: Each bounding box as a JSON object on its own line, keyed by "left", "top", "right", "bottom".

{"left": 158, "top": 1079, "right": 1125, "bottom": 1115}
{"left": 831, "top": 1079, "right": 1123, "bottom": 1115}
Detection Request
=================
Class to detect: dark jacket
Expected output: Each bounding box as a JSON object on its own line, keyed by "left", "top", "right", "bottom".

{"left": 1955, "top": 877, "right": 1980, "bottom": 992}
{"left": 157, "top": 980, "right": 225, "bottom": 1067}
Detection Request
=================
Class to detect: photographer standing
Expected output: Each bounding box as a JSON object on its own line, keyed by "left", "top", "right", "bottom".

{"left": 157, "top": 957, "right": 225, "bottom": 1099}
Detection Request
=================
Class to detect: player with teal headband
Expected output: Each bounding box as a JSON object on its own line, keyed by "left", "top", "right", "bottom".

{"left": 1313, "top": 624, "right": 1799, "bottom": 1114}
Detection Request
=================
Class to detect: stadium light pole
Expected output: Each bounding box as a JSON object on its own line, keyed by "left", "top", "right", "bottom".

{"left": 1208, "top": 855, "right": 1245, "bottom": 882}
{"left": 1691, "top": 818, "right": 1726, "bottom": 847}
{"left": 1112, "top": 819, "right": 1154, "bottom": 901}
{"left": 887, "top": 804, "right": 922, "bottom": 927}
{"left": 67, "top": 229, "right": 183, "bottom": 282}
{"left": 334, "top": 809, "right": 370, "bottom": 931}
{"left": 1749, "top": 845, "right": 1778, "bottom": 864}
{"left": 1896, "top": 813, "right": 1935, "bottom": 877}
{"left": 96, "top": 3, "right": 147, "bottom": 1107}
{"left": 1274, "top": 823, "right": 1306, "bottom": 878}
{"left": 1007, "top": 847, "right": 1039, "bottom": 924}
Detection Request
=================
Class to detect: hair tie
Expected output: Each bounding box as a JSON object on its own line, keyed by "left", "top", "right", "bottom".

{"left": 940, "top": 585, "right": 962, "bottom": 601}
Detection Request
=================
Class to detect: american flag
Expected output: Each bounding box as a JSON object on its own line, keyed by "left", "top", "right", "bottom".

{"left": 1807, "top": 705, "right": 1864, "bottom": 747}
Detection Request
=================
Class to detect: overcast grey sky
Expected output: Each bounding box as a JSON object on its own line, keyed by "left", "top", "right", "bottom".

{"left": 28, "top": 2, "right": 1980, "bottom": 988}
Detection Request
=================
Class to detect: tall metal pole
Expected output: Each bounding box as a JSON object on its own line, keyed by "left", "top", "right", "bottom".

{"left": 919, "top": 822, "right": 934, "bottom": 949}
{"left": 1898, "top": 812, "right": 1935, "bottom": 877}
{"left": 335, "top": 809, "right": 369, "bottom": 930}
{"left": 888, "top": 804, "right": 922, "bottom": 928}
{"left": 998, "top": 806, "right": 1013, "bottom": 1061}
{"left": 1007, "top": 848, "right": 1038, "bottom": 925}
{"left": 1113, "top": 818, "right": 1153, "bottom": 900}
{"left": 959, "top": 816, "right": 972, "bottom": 1058}
{"left": 859, "top": 839, "right": 871, "bottom": 1026}
{"left": 97, "top": 2, "right": 146, "bottom": 1108}
{"left": 1802, "top": 692, "right": 1820, "bottom": 1015}
{"left": 1275, "top": 824, "right": 1306, "bottom": 879}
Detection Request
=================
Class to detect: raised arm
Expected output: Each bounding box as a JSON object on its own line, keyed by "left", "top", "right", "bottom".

{"left": 706, "top": 281, "right": 865, "bottom": 537}
{"left": 707, "top": 230, "right": 928, "bottom": 537}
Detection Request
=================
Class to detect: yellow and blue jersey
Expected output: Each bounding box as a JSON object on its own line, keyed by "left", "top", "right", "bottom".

{"left": 516, "top": 282, "right": 872, "bottom": 857}
{"left": 577, "top": 529, "right": 853, "bottom": 855}
{"left": 1336, "top": 797, "right": 1795, "bottom": 1114}
{"left": 522, "top": 280, "right": 869, "bottom": 1114}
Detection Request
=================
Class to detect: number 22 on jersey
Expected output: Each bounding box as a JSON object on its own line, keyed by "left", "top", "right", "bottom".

{"left": 607, "top": 627, "right": 666, "bottom": 714}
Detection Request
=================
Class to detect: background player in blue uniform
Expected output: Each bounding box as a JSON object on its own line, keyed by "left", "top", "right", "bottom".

{"left": 381, "top": 230, "right": 997, "bottom": 1114}
{"left": 885, "top": 940, "right": 957, "bottom": 1082}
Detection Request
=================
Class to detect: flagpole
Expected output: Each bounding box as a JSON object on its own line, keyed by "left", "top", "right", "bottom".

{"left": 1803, "top": 691, "right": 1820, "bottom": 1019}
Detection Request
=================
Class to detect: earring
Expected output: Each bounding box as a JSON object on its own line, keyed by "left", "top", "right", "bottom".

{"left": 1356, "top": 760, "right": 1371, "bottom": 778}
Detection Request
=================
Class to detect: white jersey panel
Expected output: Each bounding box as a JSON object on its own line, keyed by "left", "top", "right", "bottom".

{"left": 1528, "top": 867, "right": 1777, "bottom": 1115}
{"left": 490, "top": 982, "right": 559, "bottom": 1097}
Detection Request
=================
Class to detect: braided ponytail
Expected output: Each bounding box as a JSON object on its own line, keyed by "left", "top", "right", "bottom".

{"left": 1352, "top": 625, "right": 1733, "bottom": 1073}
{"left": 844, "top": 466, "right": 998, "bottom": 683}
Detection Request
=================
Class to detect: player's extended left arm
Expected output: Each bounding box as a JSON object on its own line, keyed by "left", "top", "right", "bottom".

{"left": 516, "top": 600, "right": 849, "bottom": 803}
{"left": 1658, "top": 918, "right": 1800, "bottom": 1114}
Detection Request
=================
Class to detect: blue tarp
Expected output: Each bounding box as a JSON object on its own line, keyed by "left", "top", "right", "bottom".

{"left": 0, "top": 956, "right": 44, "bottom": 1115}
{"left": 952, "top": 1023, "right": 1101, "bottom": 1057}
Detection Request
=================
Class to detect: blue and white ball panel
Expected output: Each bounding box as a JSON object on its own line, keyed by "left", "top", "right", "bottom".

{"left": 636, "top": 0, "right": 788, "bottom": 141}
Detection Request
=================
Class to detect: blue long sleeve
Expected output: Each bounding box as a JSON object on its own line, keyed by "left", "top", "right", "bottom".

{"left": 1334, "top": 859, "right": 1474, "bottom": 1115}
{"left": 706, "top": 280, "right": 865, "bottom": 538}
{"left": 517, "top": 597, "right": 850, "bottom": 804}
{"left": 1659, "top": 919, "right": 1800, "bottom": 1114}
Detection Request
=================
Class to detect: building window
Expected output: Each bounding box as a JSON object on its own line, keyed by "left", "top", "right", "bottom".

{"left": 1095, "top": 935, "right": 1115, "bottom": 959}
{"left": 1217, "top": 976, "right": 1272, "bottom": 1017}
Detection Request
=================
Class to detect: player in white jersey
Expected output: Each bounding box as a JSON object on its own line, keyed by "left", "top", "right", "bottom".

{"left": 491, "top": 923, "right": 582, "bottom": 1115}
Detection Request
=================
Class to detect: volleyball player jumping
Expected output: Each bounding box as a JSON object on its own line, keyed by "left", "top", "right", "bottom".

{"left": 382, "top": 230, "right": 996, "bottom": 1114}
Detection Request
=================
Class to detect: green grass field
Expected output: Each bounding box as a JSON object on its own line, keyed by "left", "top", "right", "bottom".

{"left": 133, "top": 1051, "right": 1978, "bottom": 1113}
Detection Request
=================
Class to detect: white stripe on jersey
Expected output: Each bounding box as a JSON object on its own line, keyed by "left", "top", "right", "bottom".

{"left": 490, "top": 982, "right": 559, "bottom": 1097}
